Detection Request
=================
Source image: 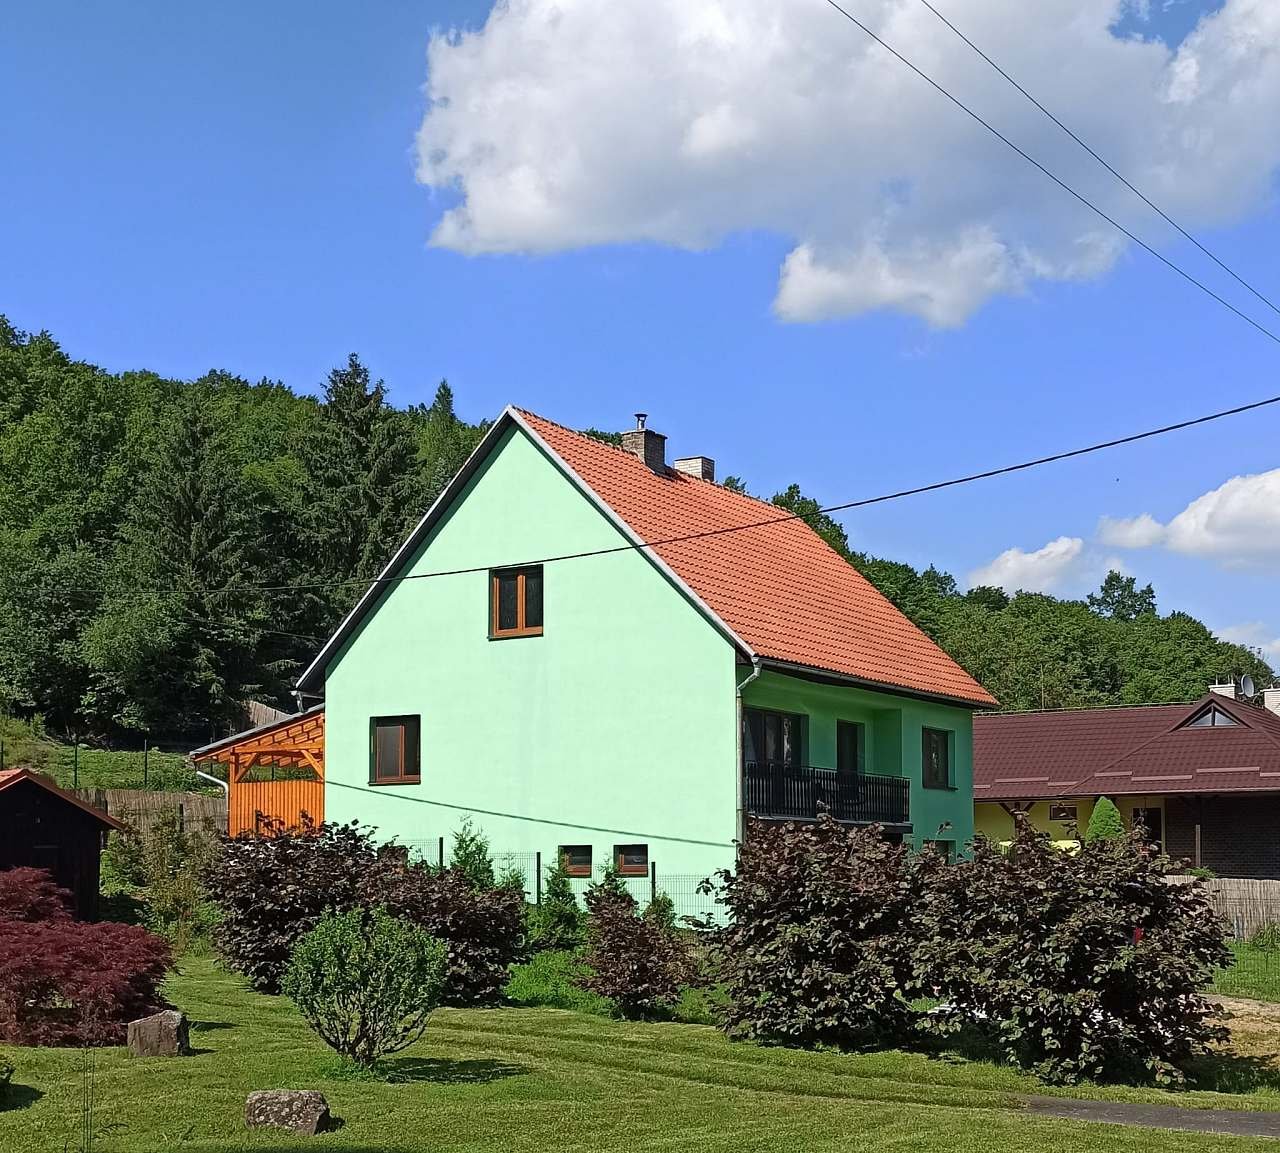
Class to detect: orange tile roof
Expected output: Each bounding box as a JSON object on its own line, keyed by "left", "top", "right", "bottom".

{"left": 520, "top": 411, "right": 996, "bottom": 707}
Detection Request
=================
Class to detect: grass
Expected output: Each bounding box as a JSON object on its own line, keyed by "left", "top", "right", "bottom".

{"left": 4, "top": 958, "right": 1280, "bottom": 1152}
{"left": 0, "top": 715, "right": 193, "bottom": 791}
{"left": 1213, "top": 945, "right": 1280, "bottom": 1003}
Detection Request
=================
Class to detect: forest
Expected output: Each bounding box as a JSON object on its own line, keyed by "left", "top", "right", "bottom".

{"left": 0, "top": 316, "right": 1271, "bottom": 747}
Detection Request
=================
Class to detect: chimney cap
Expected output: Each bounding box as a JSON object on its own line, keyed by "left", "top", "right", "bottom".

{"left": 634, "top": 412, "right": 648, "bottom": 430}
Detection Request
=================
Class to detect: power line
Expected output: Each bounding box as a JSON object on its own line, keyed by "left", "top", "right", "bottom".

{"left": 48, "top": 390, "right": 1280, "bottom": 606}
{"left": 818, "top": 0, "right": 1280, "bottom": 349}
{"left": 189, "top": 389, "right": 1280, "bottom": 599}
{"left": 913, "top": 0, "right": 1280, "bottom": 321}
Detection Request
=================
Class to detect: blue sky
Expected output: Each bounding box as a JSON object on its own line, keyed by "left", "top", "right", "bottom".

{"left": 2, "top": 1, "right": 1278, "bottom": 668}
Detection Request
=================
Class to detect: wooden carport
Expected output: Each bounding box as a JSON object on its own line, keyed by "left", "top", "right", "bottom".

{"left": 190, "top": 704, "right": 325, "bottom": 836}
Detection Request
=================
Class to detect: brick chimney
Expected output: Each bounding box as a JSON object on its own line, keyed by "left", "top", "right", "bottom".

{"left": 673, "top": 456, "right": 715, "bottom": 482}
{"left": 620, "top": 413, "right": 667, "bottom": 474}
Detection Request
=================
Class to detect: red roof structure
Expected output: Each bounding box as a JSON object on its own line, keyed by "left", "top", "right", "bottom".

{"left": 974, "top": 694, "right": 1280, "bottom": 800}
{"left": 519, "top": 411, "right": 994, "bottom": 707}
{"left": 299, "top": 408, "right": 994, "bottom": 707}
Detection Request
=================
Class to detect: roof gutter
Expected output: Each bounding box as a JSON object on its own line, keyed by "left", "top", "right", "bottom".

{"left": 734, "top": 656, "right": 762, "bottom": 848}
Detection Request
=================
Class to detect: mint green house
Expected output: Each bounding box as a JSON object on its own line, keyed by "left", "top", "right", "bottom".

{"left": 296, "top": 409, "right": 995, "bottom": 910}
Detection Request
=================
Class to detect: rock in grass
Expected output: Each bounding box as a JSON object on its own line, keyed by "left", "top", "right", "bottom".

{"left": 127, "top": 1010, "right": 190, "bottom": 1057}
{"left": 244, "top": 1090, "right": 332, "bottom": 1135}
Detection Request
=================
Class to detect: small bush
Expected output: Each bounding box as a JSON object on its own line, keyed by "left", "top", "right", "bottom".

{"left": 0, "top": 867, "right": 73, "bottom": 922}
{"left": 449, "top": 817, "right": 495, "bottom": 890}
{"left": 0, "top": 919, "right": 172, "bottom": 1045}
{"left": 203, "top": 821, "right": 378, "bottom": 992}
{"left": 136, "top": 814, "right": 220, "bottom": 950}
{"left": 527, "top": 859, "right": 583, "bottom": 953}
{"left": 364, "top": 858, "right": 525, "bottom": 1006}
{"left": 580, "top": 869, "right": 693, "bottom": 1019}
{"left": 101, "top": 830, "right": 147, "bottom": 890}
{"left": 1250, "top": 922, "right": 1280, "bottom": 952}
{"left": 505, "top": 949, "right": 613, "bottom": 1014}
{"left": 915, "top": 815, "right": 1230, "bottom": 1085}
{"left": 282, "top": 907, "right": 446, "bottom": 1068}
{"left": 708, "top": 817, "right": 922, "bottom": 1048}
{"left": 1085, "top": 796, "right": 1125, "bottom": 842}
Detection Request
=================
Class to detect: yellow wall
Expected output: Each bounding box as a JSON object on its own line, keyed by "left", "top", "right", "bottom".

{"left": 974, "top": 796, "right": 1165, "bottom": 846}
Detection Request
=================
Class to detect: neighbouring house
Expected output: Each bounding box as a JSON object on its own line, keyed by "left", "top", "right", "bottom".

{"left": 285, "top": 408, "right": 993, "bottom": 908}
{"left": 974, "top": 685, "right": 1280, "bottom": 878}
{"left": 0, "top": 767, "right": 124, "bottom": 919}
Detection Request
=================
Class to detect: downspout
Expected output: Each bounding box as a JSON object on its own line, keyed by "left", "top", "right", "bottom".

{"left": 194, "top": 768, "right": 229, "bottom": 800}
{"left": 734, "top": 656, "right": 762, "bottom": 849}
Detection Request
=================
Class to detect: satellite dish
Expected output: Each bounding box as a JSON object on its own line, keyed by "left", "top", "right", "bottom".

{"left": 1242, "top": 674, "right": 1256, "bottom": 698}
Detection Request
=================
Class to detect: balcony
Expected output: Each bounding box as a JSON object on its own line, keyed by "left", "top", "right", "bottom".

{"left": 743, "top": 762, "right": 910, "bottom": 826}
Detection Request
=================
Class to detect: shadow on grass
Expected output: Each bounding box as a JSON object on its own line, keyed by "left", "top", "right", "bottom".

{"left": 0, "top": 1083, "right": 44, "bottom": 1111}
{"left": 190, "top": 1021, "right": 236, "bottom": 1032}
{"left": 1187, "top": 1052, "right": 1280, "bottom": 1095}
{"left": 378, "top": 1057, "right": 529, "bottom": 1084}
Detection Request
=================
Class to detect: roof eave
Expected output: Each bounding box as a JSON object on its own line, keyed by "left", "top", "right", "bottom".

{"left": 757, "top": 657, "right": 996, "bottom": 710}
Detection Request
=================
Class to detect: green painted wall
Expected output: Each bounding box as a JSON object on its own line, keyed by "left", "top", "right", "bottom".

{"left": 741, "top": 670, "right": 975, "bottom": 852}
{"left": 323, "top": 424, "right": 741, "bottom": 887}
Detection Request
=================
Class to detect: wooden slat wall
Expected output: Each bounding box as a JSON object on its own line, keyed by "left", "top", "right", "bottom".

{"left": 1169, "top": 875, "right": 1280, "bottom": 938}
{"left": 229, "top": 778, "right": 324, "bottom": 837}
{"left": 73, "top": 788, "right": 227, "bottom": 838}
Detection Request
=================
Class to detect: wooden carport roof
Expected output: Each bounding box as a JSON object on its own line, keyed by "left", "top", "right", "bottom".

{"left": 190, "top": 703, "right": 325, "bottom": 782}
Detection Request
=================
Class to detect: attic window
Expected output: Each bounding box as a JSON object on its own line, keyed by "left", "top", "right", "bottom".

{"left": 490, "top": 566, "right": 544, "bottom": 638}
{"left": 1184, "top": 705, "right": 1240, "bottom": 729}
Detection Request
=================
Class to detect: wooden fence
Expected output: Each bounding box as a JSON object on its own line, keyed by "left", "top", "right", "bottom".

{"left": 1169, "top": 876, "right": 1280, "bottom": 939}
{"left": 73, "top": 788, "right": 227, "bottom": 838}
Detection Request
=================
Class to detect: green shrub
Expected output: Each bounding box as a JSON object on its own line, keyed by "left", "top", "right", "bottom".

{"left": 1085, "top": 796, "right": 1125, "bottom": 842}
{"left": 450, "top": 817, "right": 495, "bottom": 890}
{"left": 527, "top": 859, "right": 583, "bottom": 953}
{"left": 1249, "top": 922, "right": 1280, "bottom": 952}
{"left": 282, "top": 907, "right": 446, "bottom": 1068}
{"left": 643, "top": 891, "right": 677, "bottom": 933}
{"left": 101, "top": 830, "right": 146, "bottom": 890}
{"left": 709, "top": 816, "right": 922, "bottom": 1048}
{"left": 505, "top": 949, "right": 612, "bottom": 1014}
{"left": 580, "top": 869, "right": 694, "bottom": 1019}
{"left": 915, "top": 815, "right": 1230, "bottom": 1085}
{"left": 137, "top": 814, "right": 220, "bottom": 950}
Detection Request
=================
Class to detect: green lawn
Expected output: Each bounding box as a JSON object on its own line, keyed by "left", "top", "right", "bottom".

{"left": 3, "top": 958, "right": 1280, "bottom": 1152}
{"left": 1214, "top": 945, "right": 1280, "bottom": 1003}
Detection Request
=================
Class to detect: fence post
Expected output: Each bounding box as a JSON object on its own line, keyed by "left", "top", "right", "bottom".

{"left": 535, "top": 851, "right": 543, "bottom": 906}
{"left": 650, "top": 860, "right": 657, "bottom": 904}
{"left": 438, "top": 836, "right": 445, "bottom": 869}
{"left": 143, "top": 737, "right": 149, "bottom": 788}
{"left": 178, "top": 803, "right": 185, "bottom": 835}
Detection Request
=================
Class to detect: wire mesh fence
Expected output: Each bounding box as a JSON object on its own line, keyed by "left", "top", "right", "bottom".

{"left": 397, "top": 840, "right": 724, "bottom": 925}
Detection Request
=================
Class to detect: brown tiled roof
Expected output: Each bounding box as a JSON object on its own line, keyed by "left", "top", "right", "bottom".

{"left": 974, "top": 695, "right": 1280, "bottom": 799}
{"left": 520, "top": 411, "right": 996, "bottom": 707}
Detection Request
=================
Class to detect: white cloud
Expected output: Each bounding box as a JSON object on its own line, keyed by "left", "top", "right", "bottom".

{"left": 1097, "top": 512, "right": 1166, "bottom": 548}
{"left": 1218, "top": 622, "right": 1280, "bottom": 664}
{"left": 1101, "top": 469, "right": 1280, "bottom": 566}
{"left": 417, "top": 0, "right": 1280, "bottom": 324}
{"left": 968, "top": 536, "right": 1087, "bottom": 594}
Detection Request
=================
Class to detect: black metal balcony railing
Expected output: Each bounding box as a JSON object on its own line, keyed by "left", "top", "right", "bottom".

{"left": 744, "top": 762, "right": 910, "bottom": 826}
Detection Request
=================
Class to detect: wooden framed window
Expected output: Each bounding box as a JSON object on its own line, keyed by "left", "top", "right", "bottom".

{"left": 922, "top": 728, "right": 952, "bottom": 790}
{"left": 560, "top": 844, "right": 592, "bottom": 877}
{"left": 369, "top": 715, "right": 420, "bottom": 785}
{"left": 614, "top": 843, "right": 648, "bottom": 876}
{"left": 1048, "top": 803, "right": 1078, "bottom": 823}
{"left": 490, "top": 565, "right": 544, "bottom": 638}
{"left": 742, "top": 708, "right": 805, "bottom": 769}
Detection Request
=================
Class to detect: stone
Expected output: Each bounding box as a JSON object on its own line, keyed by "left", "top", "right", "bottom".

{"left": 244, "top": 1090, "right": 332, "bottom": 1136}
{"left": 126, "top": 1010, "right": 190, "bottom": 1058}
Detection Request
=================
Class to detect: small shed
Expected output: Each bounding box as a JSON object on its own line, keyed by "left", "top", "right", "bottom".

{"left": 0, "top": 768, "right": 124, "bottom": 920}
{"left": 190, "top": 704, "right": 325, "bottom": 836}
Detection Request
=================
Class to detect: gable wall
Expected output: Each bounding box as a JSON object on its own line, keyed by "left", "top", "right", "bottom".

{"left": 323, "top": 424, "right": 739, "bottom": 883}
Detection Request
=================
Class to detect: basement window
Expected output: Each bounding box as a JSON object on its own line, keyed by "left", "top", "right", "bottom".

{"left": 370, "top": 715, "right": 420, "bottom": 785}
{"left": 490, "top": 566, "right": 544, "bottom": 638}
{"left": 560, "top": 844, "right": 592, "bottom": 877}
{"left": 614, "top": 843, "right": 648, "bottom": 876}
